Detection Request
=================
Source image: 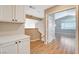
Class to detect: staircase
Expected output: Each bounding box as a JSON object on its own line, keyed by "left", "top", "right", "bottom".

{"left": 25, "top": 28, "right": 41, "bottom": 42}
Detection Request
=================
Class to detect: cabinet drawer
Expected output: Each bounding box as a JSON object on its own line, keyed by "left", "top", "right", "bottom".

{"left": 0, "top": 41, "right": 16, "bottom": 48}
{"left": 0, "top": 41, "right": 17, "bottom": 54}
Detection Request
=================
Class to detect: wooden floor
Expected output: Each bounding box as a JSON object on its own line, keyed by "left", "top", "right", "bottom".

{"left": 30, "top": 40, "right": 67, "bottom": 54}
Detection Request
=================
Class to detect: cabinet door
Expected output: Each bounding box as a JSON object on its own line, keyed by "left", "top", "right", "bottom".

{"left": 18, "top": 38, "right": 30, "bottom": 54}
{"left": 0, "top": 48, "right": 1, "bottom": 54}
{"left": 0, "top": 5, "right": 13, "bottom": 22}
{"left": 0, "top": 41, "right": 17, "bottom": 54}
{"left": 15, "top": 5, "right": 25, "bottom": 23}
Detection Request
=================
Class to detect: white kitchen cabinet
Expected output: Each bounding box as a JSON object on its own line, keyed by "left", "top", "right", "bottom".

{"left": 0, "top": 38, "right": 30, "bottom": 54}
{"left": 0, "top": 41, "right": 17, "bottom": 54}
{"left": 15, "top": 5, "right": 25, "bottom": 23}
{"left": 18, "top": 38, "right": 30, "bottom": 54}
{"left": 0, "top": 34, "right": 30, "bottom": 54}
{"left": 0, "top": 5, "right": 25, "bottom": 23}
{"left": 0, "top": 48, "right": 1, "bottom": 54}
{"left": 0, "top": 6, "right": 13, "bottom": 22}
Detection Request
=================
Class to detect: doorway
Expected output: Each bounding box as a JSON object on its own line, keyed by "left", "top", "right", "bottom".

{"left": 47, "top": 8, "right": 76, "bottom": 54}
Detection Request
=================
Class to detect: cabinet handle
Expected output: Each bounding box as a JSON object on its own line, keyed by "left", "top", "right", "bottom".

{"left": 15, "top": 19, "right": 17, "bottom": 22}
{"left": 12, "top": 19, "right": 14, "bottom": 21}
{"left": 19, "top": 41, "right": 21, "bottom": 43}
{"left": 15, "top": 42, "right": 17, "bottom": 44}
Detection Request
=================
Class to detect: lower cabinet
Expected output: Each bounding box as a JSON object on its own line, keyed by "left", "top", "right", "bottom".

{"left": 18, "top": 39, "right": 30, "bottom": 54}
{"left": 0, "top": 41, "right": 17, "bottom": 54}
{"left": 0, "top": 38, "right": 30, "bottom": 54}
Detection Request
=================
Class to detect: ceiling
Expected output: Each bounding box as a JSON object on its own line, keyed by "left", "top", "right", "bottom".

{"left": 25, "top": 5, "right": 54, "bottom": 18}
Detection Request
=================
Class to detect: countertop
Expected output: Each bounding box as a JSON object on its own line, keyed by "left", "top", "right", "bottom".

{"left": 0, "top": 34, "right": 30, "bottom": 45}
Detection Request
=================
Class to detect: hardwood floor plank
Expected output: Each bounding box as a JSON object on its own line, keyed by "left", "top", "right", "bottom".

{"left": 30, "top": 40, "right": 66, "bottom": 54}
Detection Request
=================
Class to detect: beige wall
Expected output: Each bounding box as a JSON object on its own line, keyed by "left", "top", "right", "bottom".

{"left": 25, "top": 28, "right": 41, "bottom": 41}
{"left": 0, "top": 23, "right": 24, "bottom": 36}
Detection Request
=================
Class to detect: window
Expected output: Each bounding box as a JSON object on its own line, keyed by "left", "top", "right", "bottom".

{"left": 61, "top": 22, "right": 76, "bottom": 29}
{"left": 24, "top": 19, "right": 38, "bottom": 28}
{"left": 54, "top": 9, "right": 76, "bottom": 30}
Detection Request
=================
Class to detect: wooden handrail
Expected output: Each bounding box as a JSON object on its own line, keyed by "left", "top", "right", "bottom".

{"left": 26, "top": 14, "right": 43, "bottom": 20}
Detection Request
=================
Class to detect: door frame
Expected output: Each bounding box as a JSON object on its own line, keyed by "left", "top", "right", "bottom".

{"left": 44, "top": 5, "right": 79, "bottom": 54}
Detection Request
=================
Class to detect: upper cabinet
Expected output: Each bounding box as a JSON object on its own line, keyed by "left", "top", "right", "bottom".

{"left": 0, "top": 6, "right": 13, "bottom": 22}
{"left": 0, "top": 5, "right": 25, "bottom": 23}
{"left": 15, "top": 5, "right": 25, "bottom": 23}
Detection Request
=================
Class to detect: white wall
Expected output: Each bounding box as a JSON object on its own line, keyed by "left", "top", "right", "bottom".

{"left": 25, "top": 6, "right": 44, "bottom": 18}
{"left": 25, "top": 5, "right": 53, "bottom": 18}
{"left": 47, "top": 15, "right": 55, "bottom": 43}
